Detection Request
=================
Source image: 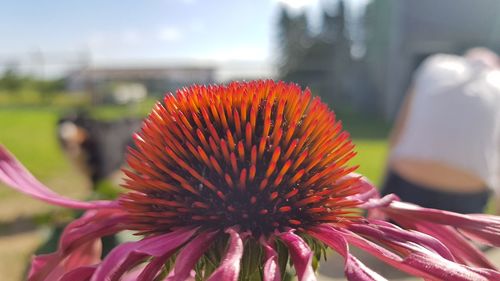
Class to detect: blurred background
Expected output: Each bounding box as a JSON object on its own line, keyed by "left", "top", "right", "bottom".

{"left": 1, "top": 0, "right": 500, "bottom": 280}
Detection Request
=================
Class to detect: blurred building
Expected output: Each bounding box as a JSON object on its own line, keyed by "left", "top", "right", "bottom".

{"left": 364, "top": 0, "right": 500, "bottom": 120}
{"left": 66, "top": 65, "right": 215, "bottom": 103}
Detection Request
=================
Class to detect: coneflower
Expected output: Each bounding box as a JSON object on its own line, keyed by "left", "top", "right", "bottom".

{"left": 1, "top": 80, "right": 500, "bottom": 281}
{"left": 123, "top": 80, "right": 358, "bottom": 237}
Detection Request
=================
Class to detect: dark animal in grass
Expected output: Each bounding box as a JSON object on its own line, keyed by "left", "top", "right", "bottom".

{"left": 57, "top": 112, "right": 142, "bottom": 188}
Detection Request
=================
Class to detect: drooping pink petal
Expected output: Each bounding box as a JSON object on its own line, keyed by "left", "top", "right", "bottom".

{"left": 92, "top": 242, "right": 147, "bottom": 281}
{"left": 396, "top": 219, "right": 496, "bottom": 269}
{"left": 164, "top": 269, "right": 196, "bottom": 281}
{"left": 356, "top": 185, "right": 500, "bottom": 251}
{"left": 342, "top": 174, "right": 395, "bottom": 219}
{"left": 59, "top": 266, "right": 97, "bottom": 281}
{"left": 0, "top": 145, "right": 115, "bottom": 209}
{"left": 349, "top": 220, "right": 455, "bottom": 261}
{"left": 339, "top": 226, "right": 435, "bottom": 279}
{"left": 277, "top": 230, "right": 316, "bottom": 281}
{"left": 207, "top": 228, "right": 245, "bottom": 281}
{"left": 384, "top": 201, "right": 500, "bottom": 247}
{"left": 402, "top": 252, "right": 500, "bottom": 281}
{"left": 121, "top": 265, "right": 147, "bottom": 281}
{"left": 344, "top": 221, "right": 500, "bottom": 281}
{"left": 29, "top": 241, "right": 100, "bottom": 281}
{"left": 308, "top": 225, "right": 386, "bottom": 281}
{"left": 136, "top": 252, "right": 171, "bottom": 281}
{"left": 358, "top": 194, "right": 399, "bottom": 210}
{"left": 342, "top": 173, "right": 378, "bottom": 203}
{"left": 93, "top": 264, "right": 148, "bottom": 281}
{"left": 166, "top": 230, "right": 218, "bottom": 281}
{"left": 357, "top": 190, "right": 500, "bottom": 268}
{"left": 28, "top": 208, "right": 128, "bottom": 281}
{"left": 29, "top": 254, "right": 56, "bottom": 281}
{"left": 90, "top": 227, "right": 197, "bottom": 281}
{"left": 64, "top": 240, "right": 101, "bottom": 269}
{"left": 260, "top": 238, "right": 281, "bottom": 281}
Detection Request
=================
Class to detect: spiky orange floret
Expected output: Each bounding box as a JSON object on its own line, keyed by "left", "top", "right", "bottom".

{"left": 121, "top": 80, "right": 361, "bottom": 236}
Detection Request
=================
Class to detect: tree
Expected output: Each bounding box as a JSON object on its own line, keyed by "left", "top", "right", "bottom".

{"left": 276, "top": 6, "right": 310, "bottom": 81}
{"left": 0, "top": 68, "right": 22, "bottom": 93}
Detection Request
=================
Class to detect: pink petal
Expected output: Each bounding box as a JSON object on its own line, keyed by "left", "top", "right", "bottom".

{"left": 166, "top": 230, "right": 218, "bottom": 281}
{"left": 349, "top": 220, "right": 455, "bottom": 261}
{"left": 342, "top": 173, "right": 378, "bottom": 202}
{"left": 352, "top": 184, "right": 500, "bottom": 269}
{"left": 0, "top": 146, "right": 115, "bottom": 209}
{"left": 344, "top": 221, "right": 500, "bottom": 281}
{"left": 92, "top": 242, "right": 147, "bottom": 281}
{"left": 164, "top": 269, "right": 196, "bottom": 281}
{"left": 136, "top": 253, "right": 171, "bottom": 281}
{"left": 403, "top": 252, "right": 500, "bottom": 281}
{"left": 342, "top": 174, "right": 396, "bottom": 219}
{"left": 260, "top": 238, "right": 281, "bottom": 281}
{"left": 358, "top": 194, "right": 399, "bottom": 209}
{"left": 28, "top": 208, "right": 127, "bottom": 281}
{"left": 384, "top": 201, "right": 500, "bottom": 247}
{"left": 277, "top": 230, "right": 316, "bottom": 281}
{"left": 308, "top": 225, "right": 386, "bottom": 281}
{"left": 59, "top": 266, "right": 97, "bottom": 281}
{"left": 339, "top": 226, "right": 434, "bottom": 279}
{"left": 29, "top": 241, "right": 100, "bottom": 281}
{"left": 207, "top": 228, "right": 245, "bottom": 281}
{"left": 396, "top": 219, "right": 496, "bottom": 269}
{"left": 121, "top": 265, "right": 147, "bottom": 281}
{"left": 90, "top": 264, "right": 148, "bottom": 281}
{"left": 90, "top": 227, "right": 197, "bottom": 281}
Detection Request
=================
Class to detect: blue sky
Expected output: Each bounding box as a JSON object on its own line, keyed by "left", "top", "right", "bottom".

{"left": 0, "top": 0, "right": 368, "bottom": 76}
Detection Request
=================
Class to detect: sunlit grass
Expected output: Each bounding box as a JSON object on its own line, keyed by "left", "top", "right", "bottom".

{"left": 353, "top": 140, "right": 388, "bottom": 187}
{"left": 0, "top": 107, "right": 68, "bottom": 181}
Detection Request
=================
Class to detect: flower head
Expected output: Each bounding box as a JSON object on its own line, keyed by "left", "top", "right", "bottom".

{"left": 122, "top": 80, "right": 359, "bottom": 237}
{"left": 1, "top": 80, "right": 500, "bottom": 281}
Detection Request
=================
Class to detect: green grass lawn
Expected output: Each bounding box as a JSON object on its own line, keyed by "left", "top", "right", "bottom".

{"left": 0, "top": 107, "right": 68, "bottom": 181}
{"left": 352, "top": 139, "right": 388, "bottom": 186}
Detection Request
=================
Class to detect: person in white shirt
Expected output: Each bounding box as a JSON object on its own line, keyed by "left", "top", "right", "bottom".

{"left": 382, "top": 47, "right": 500, "bottom": 214}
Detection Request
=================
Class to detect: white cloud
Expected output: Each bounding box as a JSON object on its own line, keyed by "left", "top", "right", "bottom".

{"left": 158, "top": 27, "right": 183, "bottom": 42}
